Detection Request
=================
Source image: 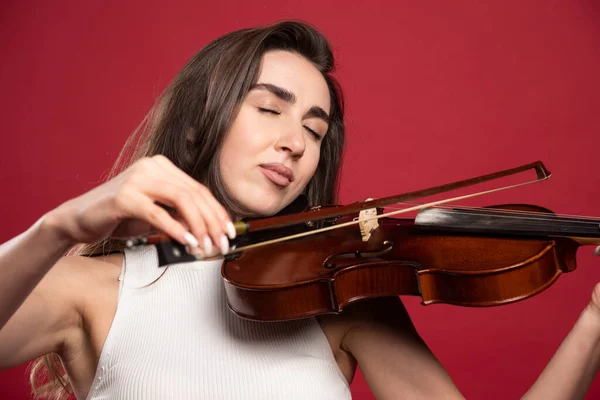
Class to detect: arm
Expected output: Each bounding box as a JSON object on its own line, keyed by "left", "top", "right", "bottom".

{"left": 1, "top": 155, "right": 232, "bottom": 331}
{"left": 0, "top": 252, "right": 87, "bottom": 369}
{"left": 0, "top": 232, "right": 121, "bottom": 370}
{"left": 344, "top": 294, "right": 600, "bottom": 400}
{"left": 0, "top": 214, "right": 75, "bottom": 330}
{"left": 341, "top": 296, "right": 465, "bottom": 400}
{"left": 0, "top": 155, "right": 234, "bottom": 367}
{"left": 521, "top": 295, "right": 600, "bottom": 400}
{"left": 0, "top": 213, "right": 112, "bottom": 368}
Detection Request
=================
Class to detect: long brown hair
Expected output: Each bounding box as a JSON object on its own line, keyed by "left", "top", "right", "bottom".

{"left": 29, "top": 20, "right": 345, "bottom": 399}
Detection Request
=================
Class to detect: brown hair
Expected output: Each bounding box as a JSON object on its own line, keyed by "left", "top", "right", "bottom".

{"left": 29, "top": 20, "right": 345, "bottom": 399}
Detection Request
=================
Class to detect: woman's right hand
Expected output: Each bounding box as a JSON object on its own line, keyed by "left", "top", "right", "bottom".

{"left": 47, "top": 155, "right": 236, "bottom": 256}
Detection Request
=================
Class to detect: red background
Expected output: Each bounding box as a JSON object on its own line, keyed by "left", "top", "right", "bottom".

{"left": 2, "top": 0, "right": 600, "bottom": 398}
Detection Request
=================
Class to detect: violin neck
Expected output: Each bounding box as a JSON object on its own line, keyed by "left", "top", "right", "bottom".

{"left": 414, "top": 207, "right": 600, "bottom": 243}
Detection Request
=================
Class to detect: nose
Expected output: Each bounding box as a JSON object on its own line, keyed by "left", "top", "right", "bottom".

{"left": 275, "top": 123, "right": 306, "bottom": 158}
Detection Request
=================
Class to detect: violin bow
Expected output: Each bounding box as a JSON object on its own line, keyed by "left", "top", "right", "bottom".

{"left": 206, "top": 161, "right": 550, "bottom": 253}
{"left": 133, "top": 161, "right": 551, "bottom": 257}
{"left": 237, "top": 161, "right": 550, "bottom": 232}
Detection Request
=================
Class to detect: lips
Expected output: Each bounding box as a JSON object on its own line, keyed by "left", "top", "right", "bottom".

{"left": 260, "top": 163, "right": 294, "bottom": 187}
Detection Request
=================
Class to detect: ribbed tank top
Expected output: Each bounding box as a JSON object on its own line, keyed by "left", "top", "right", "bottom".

{"left": 85, "top": 245, "right": 352, "bottom": 399}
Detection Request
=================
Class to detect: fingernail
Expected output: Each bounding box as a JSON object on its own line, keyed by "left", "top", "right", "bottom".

{"left": 203, "top": 235, "right": 212, "bottom": 255}
{"left": 183, "top": 232, "right": 199, "bottom": 248}
{"left": 226, "top": 221, "right": 236, "bottom": 239}
{"left": 185, "top": 245, "right": 204, "bottom": 259}
{"left": 220, "top": 234, "right": 229, "bottom": 255}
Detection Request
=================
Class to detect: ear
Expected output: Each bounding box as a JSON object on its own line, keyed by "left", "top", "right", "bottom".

{"left": 186, "top": 127, "right": 198, "bottom": 143}
{"left": 183, "top": 127, "right": 198, "bottom": 166}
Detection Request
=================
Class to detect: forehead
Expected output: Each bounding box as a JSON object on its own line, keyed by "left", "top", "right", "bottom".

{"left": 255, "top": 50, "right": 330, "bottom": 113}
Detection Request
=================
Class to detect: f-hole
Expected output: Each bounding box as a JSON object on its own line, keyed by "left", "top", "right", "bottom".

{"left": 324, "top": 240, "right": 394, "bottom": 269}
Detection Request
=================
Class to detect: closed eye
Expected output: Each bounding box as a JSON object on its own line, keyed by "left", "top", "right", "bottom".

{"left": 258, "top": 107, "right": 280, "bottom": 115}
{"left": 259, "top": 107, "right": 322, "bottom": 141}
{"left": 303, "top": 126, "right": 323, "bottom": 141}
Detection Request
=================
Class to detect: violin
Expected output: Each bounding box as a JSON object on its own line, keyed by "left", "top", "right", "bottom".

{"left": 134, "top": 161, "right": 600, "bottom": 322}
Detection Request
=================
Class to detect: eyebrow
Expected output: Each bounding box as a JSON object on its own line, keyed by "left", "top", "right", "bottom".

{"left": 250, "top": 83, "right": 330, "bottom": 123}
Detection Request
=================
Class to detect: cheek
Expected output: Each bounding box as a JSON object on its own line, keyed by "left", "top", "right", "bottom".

{"left": 221, "top": 115, "right": 256, "bottom": 163}
{"left": 225, "top": 110, "right": 268, "bottom": 152}
{"left": 299, "top": 146, "right": 321, "bottom": 184}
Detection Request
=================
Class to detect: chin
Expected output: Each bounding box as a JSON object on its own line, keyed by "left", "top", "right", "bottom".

{"left": 256, "top": 204, "right": 286, "bottom": 217}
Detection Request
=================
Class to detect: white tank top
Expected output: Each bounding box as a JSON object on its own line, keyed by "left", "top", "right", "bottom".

{"left": 85, "top": 245, "right": 352, "bottom": 399}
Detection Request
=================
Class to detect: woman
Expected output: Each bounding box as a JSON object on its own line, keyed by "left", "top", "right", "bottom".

{"left": 1, "top": 20, "right": 599, "bottom": 400}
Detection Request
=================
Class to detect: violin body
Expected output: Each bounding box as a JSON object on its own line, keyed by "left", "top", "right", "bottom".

{"left": 222, "top": 204, "right": 580, "bottom": 322}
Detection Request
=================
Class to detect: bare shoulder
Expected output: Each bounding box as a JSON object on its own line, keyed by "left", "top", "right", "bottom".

{"left": 58, "top": 251, "right": 123, "bottom": 276}
{"left": 58, "top": 252, "right": 123, "bottom": 365}
{"left": 62, "top": 252, "right": 123, "bottom": 292}
{"left": 49, "top": 252, "right": 123, "bottom": 315}
{"left": 22, "top": 251, "right": 123, "bottom": 335}
{"left": 71, "top": 252, "right": 124, "bottom": 321}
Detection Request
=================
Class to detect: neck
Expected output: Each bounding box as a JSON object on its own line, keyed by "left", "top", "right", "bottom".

{"left": 414, "top": 206, "right": 600, "bottom": 246}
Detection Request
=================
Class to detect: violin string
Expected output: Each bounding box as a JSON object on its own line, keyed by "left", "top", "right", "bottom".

{"left": 415, "top": 209, "right": 600, "bottom": 229}
{"left": 412, "top": 205, "right": 600, "bottom": 224}
{"left": 452, "top": 207, "right": 600, "bottom": 224}
{"left": 382, "top": 203, "right": 600, "bottom": 224}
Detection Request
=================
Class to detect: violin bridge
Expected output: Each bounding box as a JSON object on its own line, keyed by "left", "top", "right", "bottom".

{"left": 357, "top": 199, "right": 380, "bottom": 241}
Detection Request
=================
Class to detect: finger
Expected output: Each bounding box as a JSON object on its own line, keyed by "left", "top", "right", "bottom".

{"left": 152, "top": 155, "right": 236, "bottom": 239}
{"left": 162, "top": 183, "right": 227, "bottom": 255}
{"left": 150, "top": 158, "right": 232, "bottom": 254}
{"left": 139, "top": 179, "right": 214, "bottom": 254}
{"left": 594, "top": 246, "right": 600, "bottom": 256}
{"left": 122, "top": 190, "right": 200, "bottom": 249}
{"left": 195, "top": 186, "right": 237, "bottom": 240}
{"left": 126, "top": 158, "right": 217, "bottom": 254}
{"left": 182, "top": 187, "right": 231, "bottom": 255}
{"left": 174, "top": 215, "right": 219, "bottom": 257}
